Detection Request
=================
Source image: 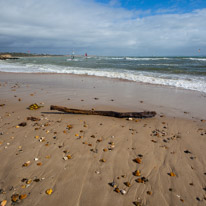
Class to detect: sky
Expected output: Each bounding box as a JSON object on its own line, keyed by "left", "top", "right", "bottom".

{"left": 0, "top": 0, "right": 206, "bottom": 56}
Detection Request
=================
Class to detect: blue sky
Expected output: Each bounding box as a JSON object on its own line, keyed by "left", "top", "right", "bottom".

{"left": 0, "top": 0, "right": 206, "bottom": 56}
{"left": 96, "top": 0, "right": 206, "bottom": 13}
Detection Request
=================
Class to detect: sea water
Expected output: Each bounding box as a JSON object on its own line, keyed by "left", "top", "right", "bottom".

{"left": 0, "top": 56, "right": 206, "bottom": 93}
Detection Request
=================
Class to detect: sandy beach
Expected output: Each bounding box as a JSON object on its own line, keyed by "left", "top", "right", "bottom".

{"left": 0, "top": 72, "right": 206, "bottom": 206}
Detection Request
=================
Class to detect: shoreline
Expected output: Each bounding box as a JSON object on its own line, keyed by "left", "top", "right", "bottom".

{"left": 0, "top": 71, "right": 206, "bottom": 120}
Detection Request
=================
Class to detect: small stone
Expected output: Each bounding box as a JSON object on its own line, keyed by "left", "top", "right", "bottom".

{"left": 26, "top": 179, "right": 32, "bottom": 184}
{"left": 11, "top": 194, "right": 19, "bottom": 202}
{"left": 19, "top": 194, "right": 27, "bottom": 200}
{"left": 110, "top": 181, "right": 117, "bottom": 188}
{"left": 147, "top": 191, "right": 152, "bottom": 195}
{"left": 0, "top": 200, "right": 7, "bottom": 206}
{"left": 46, "top": 189, "right": 53, "bottom": 195}
{"left": 18, "top": 122, "right": 27, "bottom": 127}
{"left": 100, "top": 159, "right": 106, "bottom": 162}
{"left": 22, "top": 161, "right": 31, "bottom": 167}
{"left": 134, "top": 158, "right": 142, "bottom": 164}
{"left": 67, "top": 154, "right": 72, "bottom": 159}
{"left": 184, "top": 150, "right": 191, "bottom": 154}
{"left": 134, "top": 170, "right": 141, "bottom": 176}
{"left": 120, "top": 189, "right": 126, "bottom": 195}
{"left": 125, "top": 182, "right": 131, "bottom": 187}
{"left": 133, "top": 201, "right": 142, "bottom": 206}
{"left": 169, "top": 172, "right": 176, "bottom": 177}
{"left": 114, "top": 188, "right": 120, "bottom": 193}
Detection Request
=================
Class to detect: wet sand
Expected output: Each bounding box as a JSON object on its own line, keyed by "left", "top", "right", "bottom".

{"left": 0, "top": 72, "right": 206, "bottom": 206}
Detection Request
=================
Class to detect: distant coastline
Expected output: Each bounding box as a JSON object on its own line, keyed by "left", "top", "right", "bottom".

{"left": 0, "top": 52, "right": 64, "bottom": 60}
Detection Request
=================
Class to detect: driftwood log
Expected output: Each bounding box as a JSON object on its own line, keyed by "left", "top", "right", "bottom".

{"left": 50, "top": 105, "right": 156, "bottom": 118}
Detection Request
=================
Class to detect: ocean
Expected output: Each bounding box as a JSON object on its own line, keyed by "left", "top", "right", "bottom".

{"left": 0, "top": 56, "right": 206, "bottom": 93}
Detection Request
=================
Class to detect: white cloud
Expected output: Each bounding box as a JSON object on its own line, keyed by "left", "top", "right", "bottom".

{"left": 0, "top": 0, "right": 206, "bottom": 55}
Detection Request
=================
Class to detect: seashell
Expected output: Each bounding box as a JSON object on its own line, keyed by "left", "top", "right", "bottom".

{"left": 11, "top": 194, "right": 19, "bottom": 202}
{"left": 97, "top": 139, "right": 102, "bottom": 142}
{"left": 75, "top": 134, "right": 79, "bottom": 137}
{"left": 134, "top": 170, "right": 141, "bottom": 176}
{"left": 169, "top": 172, "right": 176, "bottom": 177}
{"left": 37, "top": 162, "right": 42, "bottom": 166}
{"left": 1, "top": 200, "right": 7, "bottom": 206}
{"left": 135, "top": 158, "right": 142, "bottom": 164}
{"left": 120, "top": 189, "right": 126, "bottom": 195}
{"left": 34, "top": 158, "right": 38, "bottom": 161}
{"left": 114, "top": 188, "right": 120, "bottom": 193}
{"left": 19, "top": 194, "right": 27, "bottom": 200}
{"left": 46, "top": 189, "right": 53, "bottom": 195}
{"left": 35, "top": 136, "right": 39, "bottom": 139}
{"left": 95, "top": 171, "right": 100, "bottom": 174}
{"left": 128, "top": 118, "right": 133, "bottom": 121}
{"left": 103, "top": 148, "right": 108, "bottom": 152}
{"left": 88, "top": 144, "right": 92, "bottom": 147}
{"left": 125, "top": 182, "right": 131, "bottom": 187}
{"left": 15, "top": 126, "right": 19, "bottom": 128}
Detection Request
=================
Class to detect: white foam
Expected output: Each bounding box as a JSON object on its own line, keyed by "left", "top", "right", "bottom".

{"left": 0, "top": 61, "right": 206, "bottom": 93}
{"left": 125, "top": 57, "right": 170, "bottom": 61}
{"left": 184, "top": 58, "right": 206, "bottom": 61}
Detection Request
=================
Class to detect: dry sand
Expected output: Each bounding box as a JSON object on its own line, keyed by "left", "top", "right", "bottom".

{"left": 0, "top": 72, "right": 206, "bottom": 206}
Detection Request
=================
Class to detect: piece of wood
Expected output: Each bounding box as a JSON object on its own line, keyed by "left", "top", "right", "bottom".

{"left": 50, "top": 105, "right": 156, "bottom": 118}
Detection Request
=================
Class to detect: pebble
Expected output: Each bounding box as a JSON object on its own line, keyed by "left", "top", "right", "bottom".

{"left": 0, "top": 200, "right": 7, "bottom": 206}
{"left": 45, "top": 189, "right": 53, "bottom": 195}
{"left": 120, "top": 189, "right": 126, "bottom": 195}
